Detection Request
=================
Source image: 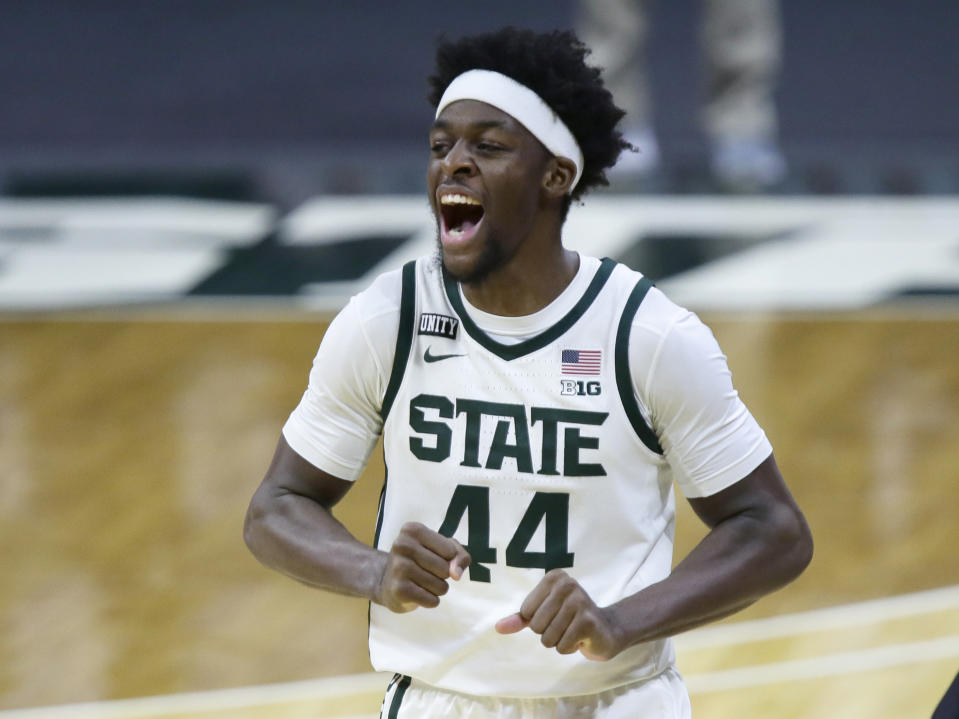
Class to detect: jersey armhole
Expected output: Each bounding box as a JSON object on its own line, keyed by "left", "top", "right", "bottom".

{"left": 614, "top": 277, "right": 665, "bottom": 455}
{"left": 379, "top": 260, "right": 417, "bottom": 421}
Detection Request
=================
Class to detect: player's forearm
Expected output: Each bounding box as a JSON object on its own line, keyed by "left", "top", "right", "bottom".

{"left": 606, "top": 501, "right": 812, "bottom": 647}
{"left": 244, "top": 489, "right": 386, "bottom": 601}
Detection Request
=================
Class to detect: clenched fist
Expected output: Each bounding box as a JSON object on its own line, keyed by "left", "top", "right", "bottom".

{"left": 374, "top": 522, "right": 472, "bottom": 613}
{"left": 495, "top": 569, "right": 624, "bottom": 661}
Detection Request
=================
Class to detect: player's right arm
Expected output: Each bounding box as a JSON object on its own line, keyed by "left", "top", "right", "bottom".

{"left": 244, "top": 437, "right": 469, "bottom": 612}
{"left": 243, "top": 271, "right": 468, "bottom": 611}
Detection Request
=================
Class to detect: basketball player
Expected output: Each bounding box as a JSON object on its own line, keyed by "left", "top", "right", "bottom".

{"left": 244, "top": 27, "right": 813, "bottom": 718}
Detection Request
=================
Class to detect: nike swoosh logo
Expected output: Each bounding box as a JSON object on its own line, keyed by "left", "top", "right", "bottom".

{"left": 424, "top": 346, "right": 466, "bottom": 363}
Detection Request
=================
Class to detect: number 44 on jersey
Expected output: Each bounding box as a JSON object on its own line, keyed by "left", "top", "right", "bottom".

{"left": 437, "top": 484, "right": 575, "bottom": 582}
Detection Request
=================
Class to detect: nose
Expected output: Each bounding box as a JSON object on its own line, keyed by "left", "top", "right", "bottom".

{"left": 440, "top": 139, "right": 477, "bottom": 177}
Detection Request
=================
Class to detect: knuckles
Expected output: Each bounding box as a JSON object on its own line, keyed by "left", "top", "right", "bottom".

{"left": 399, "top": 520, "right": 426, "bottom": 536}
{"left": 544, "top": 569, "right": 580, "bottom": 595}
{"left": 392, "top": 522, "right": 426, "bottom": 553}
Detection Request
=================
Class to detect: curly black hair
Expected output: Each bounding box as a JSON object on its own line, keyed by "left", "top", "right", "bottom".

{"left": 428, "top": 27, "right": 629, "bottom": 213}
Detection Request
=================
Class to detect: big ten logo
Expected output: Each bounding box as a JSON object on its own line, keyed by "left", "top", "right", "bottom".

{"left": 560, "top": 380, "right": 601, "bottom": 396}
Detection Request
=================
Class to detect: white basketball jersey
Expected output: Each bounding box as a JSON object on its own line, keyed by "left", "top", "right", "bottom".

{"left": 370, "top": 256, "right": 678, "bottom": 697}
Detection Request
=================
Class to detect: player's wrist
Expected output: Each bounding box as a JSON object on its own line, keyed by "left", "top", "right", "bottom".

{"left": 598, "top": 605, "right": 629, "bottom": 658}
{"left": 363, "top": 549, "right": 392, "bottom": 606}
{"left": 603, "top": 595, "right": 658, "bottom": 654}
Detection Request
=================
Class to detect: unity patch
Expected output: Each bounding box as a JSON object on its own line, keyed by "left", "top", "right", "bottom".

{"left": 418, "top": 313, "right": 459, "bottom": 339}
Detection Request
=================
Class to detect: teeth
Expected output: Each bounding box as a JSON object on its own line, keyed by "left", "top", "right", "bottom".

{"left": 440, "top": 193, "right": 480, "bottom": 206}
{"left": 448, "top": 228, "right": 464, "bottom": 237}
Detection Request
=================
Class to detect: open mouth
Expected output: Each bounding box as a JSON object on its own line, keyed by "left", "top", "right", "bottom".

{"left": 439, "top": 192, "right": 485, "bottom": 242}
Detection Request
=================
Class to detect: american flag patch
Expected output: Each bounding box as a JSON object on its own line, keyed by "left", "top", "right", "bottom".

{"left": 561, "top": 349, "right": 601, "bottom": 375}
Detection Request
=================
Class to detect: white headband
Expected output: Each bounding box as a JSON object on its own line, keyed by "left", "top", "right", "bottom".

{"left": 435, "top": 69, "right": 584, "bottom": 190}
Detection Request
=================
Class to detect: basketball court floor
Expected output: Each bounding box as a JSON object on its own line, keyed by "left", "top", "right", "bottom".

{"left": 1, "top": 196, "right": 957, "bottom": 718}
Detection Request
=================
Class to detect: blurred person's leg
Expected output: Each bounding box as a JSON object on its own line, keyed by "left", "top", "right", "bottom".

{"left": 577, "top": 0, "right": 660, "bottom": 177}
{"left": 701, "top": 0, "right": 786, "bottom": 189}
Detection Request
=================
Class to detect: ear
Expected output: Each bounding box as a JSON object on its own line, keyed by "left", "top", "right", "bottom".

{"left": 542, "top": 156, "right": 577, "bottom": 198}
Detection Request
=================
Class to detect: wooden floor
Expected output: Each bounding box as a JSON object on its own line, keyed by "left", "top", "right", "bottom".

{"left": 1, "top": 306, "right": 957, "bottom": 718}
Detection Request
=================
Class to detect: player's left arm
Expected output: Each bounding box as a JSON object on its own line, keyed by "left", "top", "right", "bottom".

{"left": 498, "top": 304, "right": 814, "bottom": 658}
{"left": 604, "top": 451, "right": 812, "bottom": 652}
{"left": 497, "top": 452, "right": 812, "bottom": 660}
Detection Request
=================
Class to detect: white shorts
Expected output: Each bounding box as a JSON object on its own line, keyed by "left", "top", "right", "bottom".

{"left": 379, "top": 666, "right": 691, "bottom": 719}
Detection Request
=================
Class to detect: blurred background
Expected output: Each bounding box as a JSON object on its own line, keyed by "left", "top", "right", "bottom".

{"left": 1, "top": 0, "right": 958, "bottom": 203}
{"left": 1, "top": 2, "right": 957, "bottom": 718}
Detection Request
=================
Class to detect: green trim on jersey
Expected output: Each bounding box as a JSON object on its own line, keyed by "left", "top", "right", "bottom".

{"left": 375, "top": 261, "right": 416, "bottom": 557}
{"left": 442, "top": 257, "right": 617, "bottom": 361}
{"left": 381, "top": 260, "right": 417, "bottom": 421}
{"left": 373, "top": 458, "right": 389, "bottom": 549}
{"left": 615, "top": 277, "right": 664, "bottom": 455}
{"left": 387, "top": 674, "right": 412, "bottom": 718}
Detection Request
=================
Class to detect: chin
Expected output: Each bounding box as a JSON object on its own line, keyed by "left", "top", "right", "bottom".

{"left": 435, "top": 231, "right": 504, "bottom": 285}
{"left": 441, "top": 249, "right": 501, "bottom": 285}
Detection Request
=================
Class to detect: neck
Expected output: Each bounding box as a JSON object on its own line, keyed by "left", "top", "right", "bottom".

{"left": 460, "top": 237, "right": 579, "bottom": 317}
